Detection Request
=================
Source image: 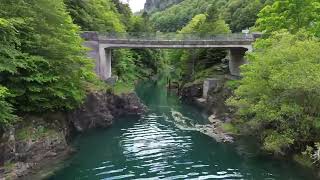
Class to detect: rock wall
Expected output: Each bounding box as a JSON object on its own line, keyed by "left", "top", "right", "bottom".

{"left": 0, "top": 113, "right": 71, "bottom": 179}
{"left": 0, "top": 92, "right": 146, "bottom": 179}
{"left": 144, "top": 0, "right": 184, "bottom": 13}
{"left": 180, "top": 76, "right": 234, "bottom": 122}
{"left": 180, "top": 82, "right": 203, "bottom": 100}
{"left": 68, "top": 92, "right": 146, "bottom": 132}
{"left": 206, "top": 78, "right": 234, "bottom": 122}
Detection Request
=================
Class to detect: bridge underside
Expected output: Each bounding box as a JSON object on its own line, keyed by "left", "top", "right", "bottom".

{"left": 83, "top": 33, "right": 254, "bottom": 80}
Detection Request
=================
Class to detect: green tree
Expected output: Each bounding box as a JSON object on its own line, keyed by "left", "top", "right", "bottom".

{"left": 128, "top": 15, "right": 154, "bottom": 32}
{"left": 0, "top": 17, "right": 28, "bottom": 126}
{"left": 255, "top": 0, "right": 320, "bottom": 36}
{"left": 168, "top": 11, "right": 230, "bottom": 84}
{"left": 223, "top": 0, "right": 269, "bottom": 32}
{"left": 65, "top": 0, "right": 126, "bottom": 32}
{"left": 113, "top": 49, "right": 137, "bottom": 82}
{"left": 0, "top": 0, "right": 96, "bottom": 114}
{"left": 113, "top": 48, "right": 162, "bottom": 82}
{"left": 0, "top": 86, "right": 17, "bottom": 126}
{"left": 65, "top": 0, "right": 161, "bottom": 84}
{"left": 228, "top": 31, "right": 320, "bottom": 155}
{"left": 178, "top": 14, "right": 207, "bottom": 34}
{"left": 150, "top": 0, "right": 218, "bottom": 32}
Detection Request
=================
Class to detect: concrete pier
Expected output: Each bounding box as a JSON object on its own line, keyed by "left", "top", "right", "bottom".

{"left": 82, "top": 32, "right": 258, "bottom": 80}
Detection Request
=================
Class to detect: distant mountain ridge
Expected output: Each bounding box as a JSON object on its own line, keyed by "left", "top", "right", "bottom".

{"left": 144, "top": 0, "right": 184, "bottom": 13}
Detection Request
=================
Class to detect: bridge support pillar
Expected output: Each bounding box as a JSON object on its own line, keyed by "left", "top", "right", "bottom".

{"left": 83, "top": 40, "right": 101, "bottom": 77}
{"left": 106, "top": 49, "right": 112, "bottom": 79}
{"left": 99, "top": 48, "right": 112, "bottom": 80}
{"left": 104, "top": 49, "right": 112, "bottom": 80}
{"left": 229, "top": 48, "right": 251, "bottom": 76}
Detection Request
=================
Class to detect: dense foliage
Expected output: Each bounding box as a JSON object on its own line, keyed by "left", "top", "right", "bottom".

{"left": 150, "top": 0, "right": 320, "bottom": 164}
{"left": 0, "top": 86, "right": 17, "bottom": 126}
{"left": 255, "top": 0, "right": 320, "bottom": 36}
{"left": 162, "top": 4, "right": 230, "bottom": 85}
{"left": 227, "top": 0, "right": 320, "bottom": 163}
{"left": 149, "top": 0, "right": 273, "bottom": 86}
{"left": 150, "top": 0, "right": 220, "bottom": 32}
{"left": 113, "top": 49, "right": 162, "bottom": 82}
{"left": 1, "top": 0, "right": 320, "bottom": 167}
{"left": 228, "top": 31, "right": 320, "bottom": 155}
{"left": 150, "top": 0, "right": 272, "bottom": 33}
{"left": 0, "top": 0, "right": 167, "bottom": 128}
{"left": 0, "top": 0, "right": 97, "bottom": 127}
{"left": 223, "top": 0, "right": 273, "bottom": 32}
{"left": 66, "top": 0, "right": 161, "bottom": 83}
{"left": 65, "top": 0, "right": 126, "bottom": 32}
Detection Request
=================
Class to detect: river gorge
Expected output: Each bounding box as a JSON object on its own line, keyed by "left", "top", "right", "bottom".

{"left": 47, "top": 81, "right": 315, "bottom": 180}
{"left": 1, "top": 0, "right": 319, "bottom": 179}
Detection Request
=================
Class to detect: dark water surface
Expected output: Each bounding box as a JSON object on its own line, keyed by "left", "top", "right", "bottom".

{"left": 49, "top": 81, "right": 315, "bottom": 180}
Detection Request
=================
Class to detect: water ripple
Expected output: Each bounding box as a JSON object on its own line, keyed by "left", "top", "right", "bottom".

{"left": 111, "top": 113, "right": 247, "bottom": 179}
{"left": 48, "top": 84, "right": 316, "bottom": 180}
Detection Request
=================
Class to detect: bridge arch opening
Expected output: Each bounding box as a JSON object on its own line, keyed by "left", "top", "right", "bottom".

{"left": 82, "top": 32, "right": 255, "bottom": 80}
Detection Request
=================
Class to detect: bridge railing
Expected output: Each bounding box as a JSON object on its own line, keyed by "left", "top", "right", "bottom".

{"left": 101, "top": 32, "right": 255, "bottom": 41}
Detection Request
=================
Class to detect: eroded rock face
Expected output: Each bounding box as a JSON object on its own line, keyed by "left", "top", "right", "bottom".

{"left": 206, "top": 79, "right": 234, "bottom": 122}
{"left": 0, "top": 92, "right": 147, "bottom": 179}
{"left": 179, "top": 76, "right": 234, "bottom": 122}
{"left": 180, "top": 83, "right": 203, "bottom": 100}
{"left": 0, "top": 128, "right": 15, "bottom": 165}
{"left": 68, "top": 92, "right": 147, "bottom": 132}
{"left": 68, "top": 93, "right": 113, "bottom": 132}
{"left": 0, "top": 116, "right": 71, "bottom": 179}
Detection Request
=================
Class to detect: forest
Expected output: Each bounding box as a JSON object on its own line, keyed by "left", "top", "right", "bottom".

{"left": 148, "top": 0, "right": 320, "bottom": 167}
{"left": 0, "top": 0, "right": 161, "bottom": 126}
{"left": 1, "top": 0, "right": 320, "bottom": 173}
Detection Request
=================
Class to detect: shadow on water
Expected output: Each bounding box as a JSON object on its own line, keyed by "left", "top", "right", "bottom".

{"left": 47, "top": 80, "right": 316, "bottom": 180}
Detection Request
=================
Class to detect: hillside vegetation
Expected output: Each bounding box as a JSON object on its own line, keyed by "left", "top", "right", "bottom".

{"left": 148, "top": 0, "right": 320, "bottom": 166}
{"left": 0, "top": 0, "right": 161, "bottom": 128}
{"left": 1, "top": 0, "right": 320, "bottom": 169}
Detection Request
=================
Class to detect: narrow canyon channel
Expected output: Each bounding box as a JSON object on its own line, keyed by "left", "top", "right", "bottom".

{"left": 48, "top": 80, "right": 315, "bottom": 180}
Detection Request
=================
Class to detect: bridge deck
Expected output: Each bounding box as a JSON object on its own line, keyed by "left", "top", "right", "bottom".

{"left": 82, "top": 32, "right": 260, "bottom": 79}
{"left": 82, "top": 32, "right": 258, "bottom": 49}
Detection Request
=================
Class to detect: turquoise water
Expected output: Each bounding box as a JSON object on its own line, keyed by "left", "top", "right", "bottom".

{"left": 48, "top": 81, "right": 315, "bottom": 180}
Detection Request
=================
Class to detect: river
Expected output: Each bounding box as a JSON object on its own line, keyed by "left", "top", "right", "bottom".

{"left": 48, "top": 80, "right": 315, "bottom": 180}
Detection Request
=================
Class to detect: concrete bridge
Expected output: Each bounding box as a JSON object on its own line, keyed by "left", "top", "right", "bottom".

{"left": 82, "top": 32, "right": 260, "bottom": 80}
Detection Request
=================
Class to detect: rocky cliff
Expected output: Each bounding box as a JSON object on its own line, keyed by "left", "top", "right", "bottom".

{"left": 180, "top": 77, "right": 235, "bottom": 122}
{"left": 0, "top": 92, "right": 146, "bottom": 179}
{"left": 68, "top": 92, "right": 146, "bottom": 132}
{"left": 0, "top": 113, "right": 72, "bottom": 179}
{"left": 144, "top": 0, "right": 184, "bottom": 13}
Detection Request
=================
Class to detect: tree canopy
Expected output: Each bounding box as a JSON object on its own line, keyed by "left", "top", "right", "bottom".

{"left": 223, "top": 0, "right": 272, "bottom": 32}
{"left": 255, "top": 0, "right": 320, "bottom": 36}
{"left": 150, "top": 0, "right": 218, "bottom": 32}
{"left": 228, "top": 31, "right": 320, "bottom": 155}
{"left": 164, "top": 6, "right": 231, "bottom": 84}
{"left": 0, "top": 0, "right": 163, "bottom": 128}
{"left": 0, "top": 0, "right": 96, "bottom": 117}
{"left": 65, "top": 0, "right": 126, "bottom": 32}
{"left": 224, "top": 0, "right": 320, "bottom": 162}
{"left": 149, "top": 0, "right": 320, "bottom": 163}
{"left": 2, "top": 0, "right": 320, "bottom": 166}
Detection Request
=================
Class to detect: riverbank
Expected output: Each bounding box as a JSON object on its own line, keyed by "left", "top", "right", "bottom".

{"left": 174, "top": 75, "right": 238, "bottom": 141}
{"left": 48, "top": 80, "right": 317, "bottom": 179}
{"left": 0, "top": 91, "right": 146, "bottom": 179}
{"left": 178, "top": 75, "right": 320, "bottom": 178}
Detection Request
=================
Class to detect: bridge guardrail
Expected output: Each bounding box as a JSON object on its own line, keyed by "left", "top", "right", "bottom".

{"left": 101, "top": 32, "right": 255, "bottom": 41}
